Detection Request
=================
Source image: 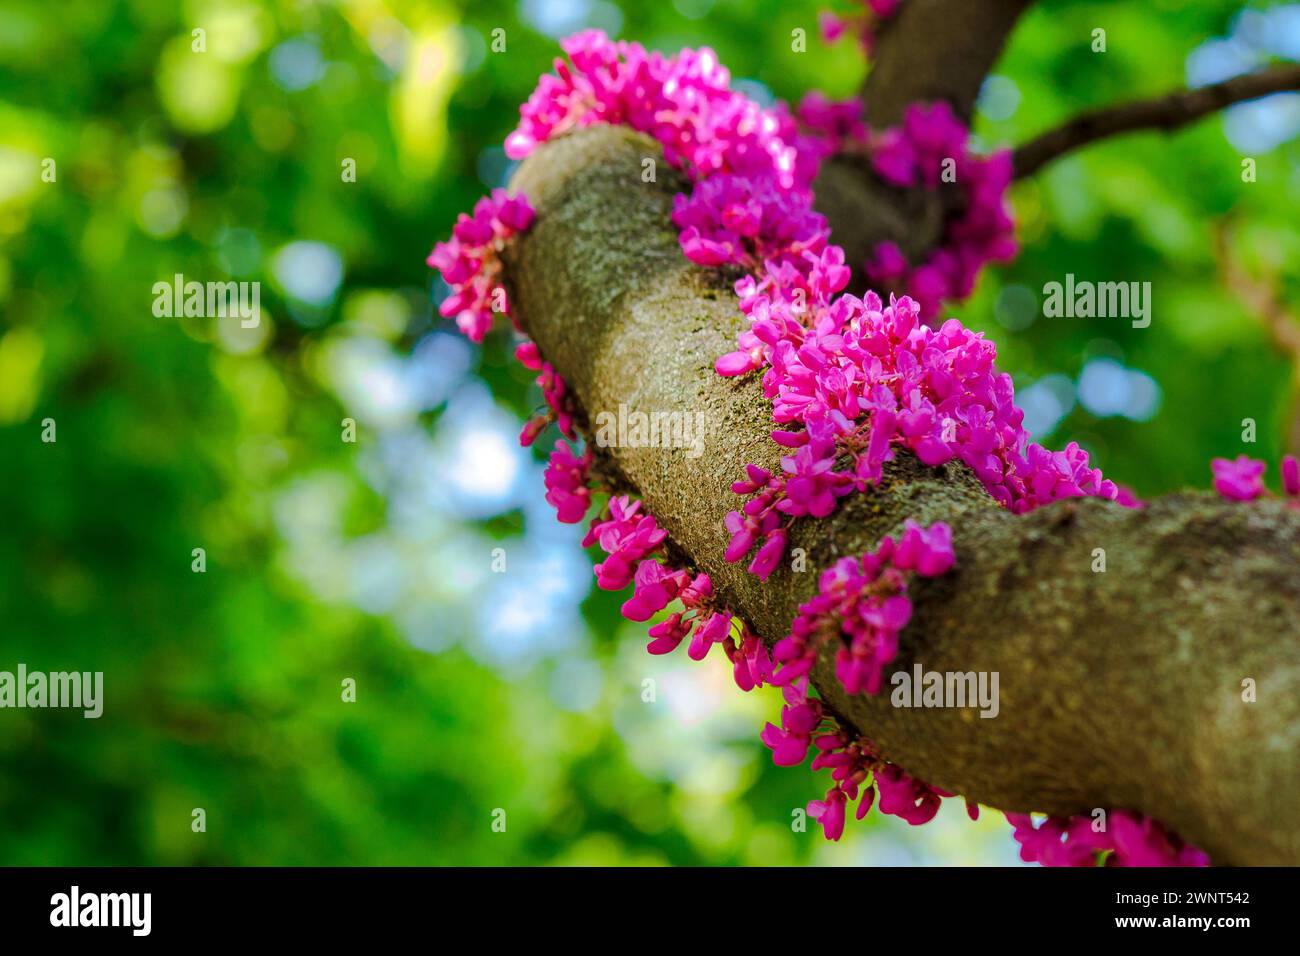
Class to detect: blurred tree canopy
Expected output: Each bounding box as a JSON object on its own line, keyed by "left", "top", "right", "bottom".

{"left": 0, "top": 0, "right": 1297, "bottom": 865}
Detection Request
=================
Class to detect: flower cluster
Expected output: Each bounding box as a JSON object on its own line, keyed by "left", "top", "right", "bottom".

{"left": 749, "top": 523, "right": 965, "bottom": 844}
{"left": 583, "top": 496, "right": 667, "bottom": 590}
{"left": 672, "top": 173, "right": 833, "bottom": 270}
{"left": 582, "top": 496, "right": 771, "bottom": 690}
{"left": 864, "top": 102, "right": 1018, "bottom": 322}
{"left": 761, "top": 678, "right": 956, "bottom": 841}
{"left": 505, "top": 30, "right": 809, "bottom": 189}
{"left": 1007, "top": 812, "right": 1209, "bottom": 867}
{"left": 427, "top": 189, "right": 534, "bottom": 343}
{"left": 795, "top": 92, "right": 870, "bottom": 159}
{"left": 652, "top": 78, "right": 1095, "bottom": 582}
{"left": 515, "top": 341, "right": 578, "bottom": 447}
{"left": 812, "top": 8, "right": 1016, "bottom": 320}
{"left": 1212, "top": 453, "right": 1300, "bottom": 502}
{"left": 771, "top": 521, "right": 954, "bottom": 695}
{"left": 718, "top": 291, "right": 1121, "bottom": 579}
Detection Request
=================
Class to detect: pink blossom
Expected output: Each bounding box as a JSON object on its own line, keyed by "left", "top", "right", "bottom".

{"left": 818, "top": 11, "right": 847, "bottom": 43}
{"left": 772, "top": 522, "right": 953, "bottom": 696}
{"left": 728, "top": 628, "right": 773, "bottom": 691}
{"left": 428, "top": 190, "right": 535, "bottom": 342}
{"left": 583, "top": 496, "right": 668, "bottom": 590}
{"left": 819, "top": 0, "right": 905, "bottom": 56}
{"left": 543, "top": 441, "right": 593, "bottom": 523}
{"left": 796, "top": 92, "right": 869, "bottom": 157}
{"left": 862, "top": 102, "right": 1016, "bottom": 322}
{"left": 720, "top": 290, "right": 1120, "bottom": 574}
{"left": 748, "top": 530, "right": 788, "bottom": 581}
{"left": 526, "top": 361, "right": 577, "bottom": 443}
{"left": 516, "top": 342, "right": 578, "bottom": 446}
{"left": 1284, "top": 455, "right": 1300, "bottom": 497}
{"left": 688, "top": 608, "right": 733, "bottom": 661}
{"left": 505, "top": 30, "right": 806, "bottom": 188}
{"left": 760, "top": 681, "right": 824, "bottom": 766}
{"left": 646, "top": 613, "right": 692, "bottom": 655}
{"left": 1115, "top": 484, "right": 1144, "bottom": 509}
{"left": 673, "top": 173, "right": 831, "bottom": 272}
{"left": 1006, "top": 811, "right": 1208, "bottom": 867}
{"left": 582, "top": 494, "right": 770, "bottom": 691}
{"left": 621, "top": 559, "right": 688, "bottom": 622}
{"left": 1212, "top": 455, "right": 1266, "bottom": 501}
{"left": 894, "top": 519, "right": 955, "bottom": 576}
{"left": 873, "top": 763, "right": 944, "bottom": 825}
{"left": 808, "top": 787, "right": 849, "bottom": 840}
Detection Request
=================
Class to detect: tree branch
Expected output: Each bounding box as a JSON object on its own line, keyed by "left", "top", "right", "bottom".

{"left": 1013, "top": 64, "right": 1300, "bottom": 178}
{"left": 862, "top": 0, "right": 1037, "bottom": 126}
{"left": 504, "top": 125, "right": 1300, "bottom": 865}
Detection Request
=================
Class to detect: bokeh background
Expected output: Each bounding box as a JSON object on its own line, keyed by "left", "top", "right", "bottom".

{"left": 1, "top": 0, "right": 1298, "bottom": 865}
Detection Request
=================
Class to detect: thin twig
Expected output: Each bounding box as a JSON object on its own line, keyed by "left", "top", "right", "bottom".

{"left": 1013, "top": 64, "right": 1300, "bottom": 178}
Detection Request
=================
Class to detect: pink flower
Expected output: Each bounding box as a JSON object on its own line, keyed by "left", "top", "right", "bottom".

{"left": 1212, "top": 455, "right": 1266, "bottom": 501}
{"left": 857, "top": 103, "right": 1016, "bottom": 322}
{"left": 894, "top": 520, "right": 954, "bottom": 576}
{"left": 718, "top": 284, "right": 1118, "bottom": 575}
{"left": 584, "top": 497, "right": 668, "bottom": 590}
{"left": 716, "top": 350, "right": 761, "bottom": 376}
{"left": 621, "top": 559, "right": 688, "bottom": 622}
{"left": 873, "top": 763, "right": 944, "bottom": 825}
{"left": 797, "top": 92, "right": 869, "bottom": 156}
{"left": 808, "top": 787, "right": 848, "bottom": 840}
{"left": 818, "top": 12, "right": 847, "bottom": 43}
{"left": 865, "top": 241, "right": 908, "bottom": 284}
{"left": 687, "top": 609, "right": 732, "bottom": 661}
{"left": 818, "top": 0, "right": 904, "bottom": 56}
{"left": 760, "top": 681, "right": 823, "bottom": 766}
{"left": 543, "top": 441, "right": 593, "bottom": 523}
{"left": 428, "top": 190, "right": 535, "bottom": 343}
{"left": 646, "top": 613, "right": 692, "bottom": 655}
{"left": 729, "top": 628, "right": 772, "bottom": 691}
{"left": 504, "top": 30, "right": 807, "bottom": 188}
{"left": 1115, "top": 484, "right": 1144, "bottom": 509}
{"left": 1006, "top": 811, "right": 1207, "bottom": 867}
{"left": 1284, "top": 455, "right": 1300, "bottom": 497}
{"left": 673, "top": 174, "right": 831, "bottom": 272}
{"left": 748, "top": 530, "right": 787, "bottom": 580}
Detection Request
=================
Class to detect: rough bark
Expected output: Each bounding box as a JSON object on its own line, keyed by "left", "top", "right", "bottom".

{"left": 864, "top": 0, "right": 1037, "bottom": 126}
{"left": 504, "top": 124, "right": 1300, "bottom": 865}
